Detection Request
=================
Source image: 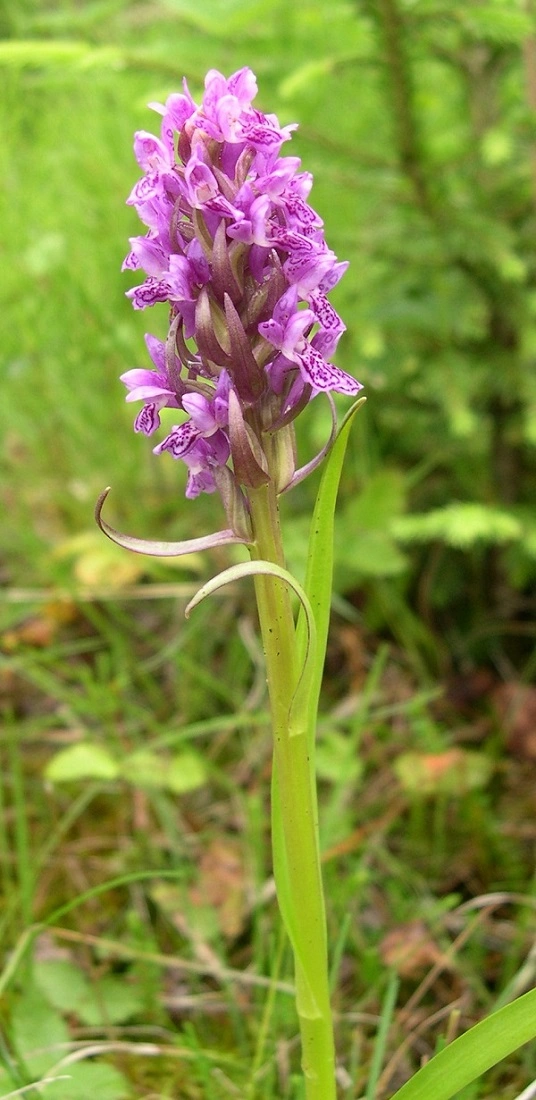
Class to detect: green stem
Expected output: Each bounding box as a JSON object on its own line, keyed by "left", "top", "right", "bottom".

{"left": 248, "top": 475, "right": 336, "bottom": 1100}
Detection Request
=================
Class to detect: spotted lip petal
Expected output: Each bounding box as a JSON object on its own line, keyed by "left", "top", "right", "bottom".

{"left": 298, "top": 343, "right": 363, "bottom": 396}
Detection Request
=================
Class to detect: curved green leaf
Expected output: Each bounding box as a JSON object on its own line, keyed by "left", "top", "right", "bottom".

{"left": 185, "top": 559, "right": 316, "bottom": 737}
{"left": 296, "top": 396, "right": 366, "bottom": 732}
{"left": 390, "top": 987, "right": 536, "bottom": 1100}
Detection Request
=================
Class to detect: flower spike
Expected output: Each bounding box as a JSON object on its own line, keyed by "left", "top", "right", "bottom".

{"left": 119, "top": 66, "right": 363, "bottom": 508}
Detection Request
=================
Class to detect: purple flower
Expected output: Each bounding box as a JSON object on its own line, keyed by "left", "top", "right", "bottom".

{"left": 120, "top": 333, "right": 182, "bottom": 434}
{"left": 153, "top": 372, "right": 232, "bottom": 498}
{"left": 121, "top": 366, "right": 176, "bottom": 435}
{"left": 259, "top": 287, "right": 356, "bottom": 396}
{"left": 121, "top": 66, "right": 362, "bottom": 514}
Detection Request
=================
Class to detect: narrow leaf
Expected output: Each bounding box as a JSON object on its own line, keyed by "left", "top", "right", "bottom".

{"left": 96, "top": 488, "right": 249, "bottom": 556}
{"left": 296, "top": 397, "right": 365, "bottom": 730}
{"left": 390, "top": 987, "right": 536, "bottom": 1100}
{"left": 271, "top": 761, "right": 321, "bottom": 1017}
{"left": 185, "top": 559, "right": 316, "bottom": 738}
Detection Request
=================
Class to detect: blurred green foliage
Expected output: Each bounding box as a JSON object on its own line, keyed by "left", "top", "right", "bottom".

{"left": 2, "top": 0, "right": 536, "bottom": 668}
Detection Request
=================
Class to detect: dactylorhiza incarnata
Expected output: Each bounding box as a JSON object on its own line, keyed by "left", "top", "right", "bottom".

{"left": 120, "top": 66, "right": 363, "bottom": 541}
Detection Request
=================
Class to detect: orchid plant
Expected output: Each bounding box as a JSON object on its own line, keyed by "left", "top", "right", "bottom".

{"left": 98, "top": 68, "right": 536, "bottom": 1100}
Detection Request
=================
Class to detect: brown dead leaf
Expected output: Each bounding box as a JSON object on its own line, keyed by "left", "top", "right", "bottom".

{"left": 493, "top": 682, "right": 536, "bottom": 760}
{"left": 445, "top": 667, "right": 496, "bottom": 713}
{"left": 336, "top": 624, "right": 368, "bottom": 690}
{"left": 189, "top": 837, "right": 248, "bottom": 940}
{"left": 380, "top": 920, "right": 450, "bottom": 978}
{"left": 394, "top": 748, "right": 492, "bottom": 796}
{"left": 1, "top": 600, "right": 79, "bottom": 651}
{"left": 54, "top": 531, "right": 144, "bottom": 588}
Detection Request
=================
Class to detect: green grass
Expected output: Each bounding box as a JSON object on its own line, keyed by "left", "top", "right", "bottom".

{"left": 2, "top": 1, "right": 536, "bottom": 1097}
{"left": 1, "top": 591, "right": 534, "bottom": 1097}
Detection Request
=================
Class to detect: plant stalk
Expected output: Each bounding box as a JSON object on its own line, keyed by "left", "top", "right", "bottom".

{"left": 248, "top": 474, "right": 336, "bottom": 1100}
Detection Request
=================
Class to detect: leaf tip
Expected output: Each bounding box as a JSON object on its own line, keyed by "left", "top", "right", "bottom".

{"left": 95, "top": 486, "right": 112, "bottom": 530}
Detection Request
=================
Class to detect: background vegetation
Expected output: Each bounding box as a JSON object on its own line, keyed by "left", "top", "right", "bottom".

{"left": 1, "top": 1, "right": 535, "bottom": 1097}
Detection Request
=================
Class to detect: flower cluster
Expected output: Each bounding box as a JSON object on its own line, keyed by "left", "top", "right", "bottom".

{"left": 121, "top": 67, "right": 362, "bottom": 508}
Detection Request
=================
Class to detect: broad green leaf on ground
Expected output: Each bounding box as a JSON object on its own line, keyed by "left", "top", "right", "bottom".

{"left": 45, "top": 742, "right": 119, "bottom": 782}
{"left": 166, "top": 750, "right": 209, "bottom": 793}
{"left": 35, "top": 960, "right": 145, "bottom": 1026}
{"left": 122, "top": 748, "right": 208, "bottom": 793}
{"left": 75, "top": 974, "right": 146, "bottom": 1027}
{"left": 10, "top": 975, "right": 131, "bottom": 1097}
{"left": 315, "top": 730, "right": 363, "bottom": 784}
{"left": 11, "top": 981, "right": 70, "bottom": 1077}
{"left": 45, "top": 744, "right": 208, "bottom": 792}
{"left": 34, "top": 959, "right": 89, "bottom": 1014}
{"left": 24, "top": 1062, "right": 131, "bottom": 1100}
